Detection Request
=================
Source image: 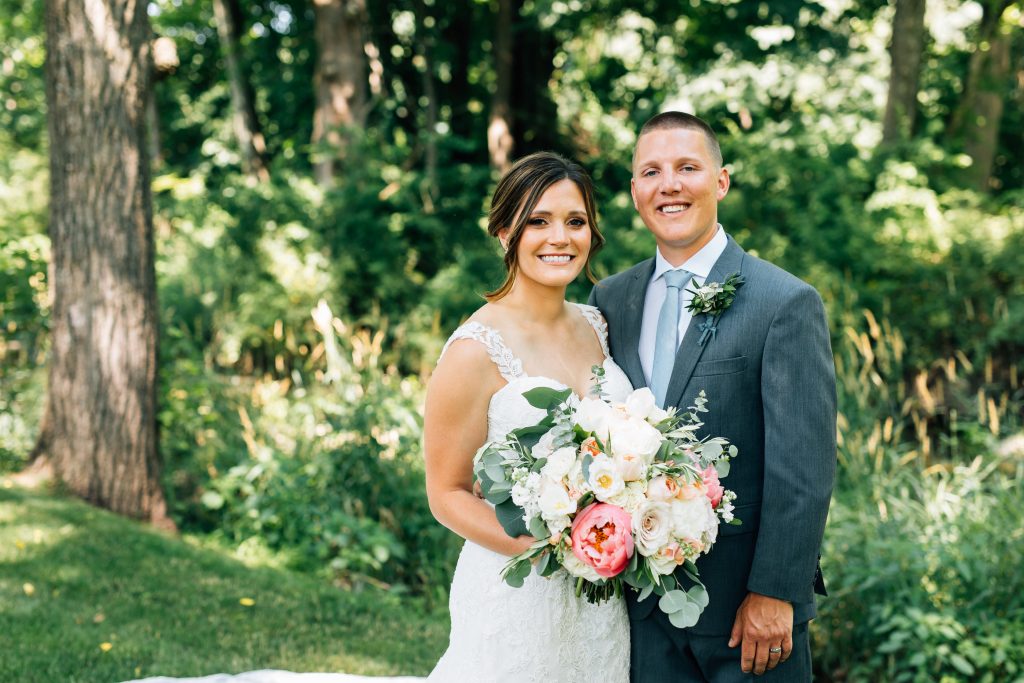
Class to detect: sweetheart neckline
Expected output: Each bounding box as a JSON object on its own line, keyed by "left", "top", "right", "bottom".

{"left": 489, "top": 357, "right": 617, "bottom": 404}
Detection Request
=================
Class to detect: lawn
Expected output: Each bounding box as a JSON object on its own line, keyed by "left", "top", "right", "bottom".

{"left": 0, "top": 481, "right": 450, "bottom": 683}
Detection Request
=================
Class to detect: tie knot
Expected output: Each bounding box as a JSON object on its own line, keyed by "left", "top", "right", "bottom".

{"left": 663, "top": 269, "right": 692, "bottom": 291}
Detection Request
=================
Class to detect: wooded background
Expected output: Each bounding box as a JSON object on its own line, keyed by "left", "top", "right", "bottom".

{"left": 1, "top": 1, "right": 1022, "bottom": 679}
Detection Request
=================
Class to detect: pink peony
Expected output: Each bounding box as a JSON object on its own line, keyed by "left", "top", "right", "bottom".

{"left": 570, "top": 503, "right": 634, "bottom": 578}
{"left": 701, "top": 465, "right": 725, "bottom": 509}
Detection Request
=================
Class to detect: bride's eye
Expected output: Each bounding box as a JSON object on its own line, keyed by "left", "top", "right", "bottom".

{"left": 527, "top": 217, "right": 547, "bottom": 226}
{"left": 568, "top": 217, "right": 588, "bottom": 228}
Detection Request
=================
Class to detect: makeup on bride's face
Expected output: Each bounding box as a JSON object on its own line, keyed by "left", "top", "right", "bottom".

{"left": 501, "top": 179, "right": 592, "bottom": 289}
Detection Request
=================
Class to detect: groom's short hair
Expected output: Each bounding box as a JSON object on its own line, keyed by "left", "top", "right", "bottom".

{"left": 633, "top": 111, "right": 723, "bottom": 170}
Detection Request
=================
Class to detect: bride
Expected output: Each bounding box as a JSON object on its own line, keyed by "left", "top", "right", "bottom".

{"left": 424, "top": 152, "right": 632, "bottom": 681}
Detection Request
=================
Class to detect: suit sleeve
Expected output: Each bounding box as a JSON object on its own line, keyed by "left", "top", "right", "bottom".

{"left": 747, "top": 284, "right": 837, "bottom": 604}
{"left": 587, "top": 284, "right": 599, "bottom": 309}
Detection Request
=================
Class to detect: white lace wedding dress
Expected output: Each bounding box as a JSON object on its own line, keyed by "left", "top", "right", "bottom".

{"left": 428, "top": 303, "right": 631, "bottom": 682}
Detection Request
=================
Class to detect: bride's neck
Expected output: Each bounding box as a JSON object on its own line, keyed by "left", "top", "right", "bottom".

{"left": 501, "top": 281, "right": 568, "bottom": 323}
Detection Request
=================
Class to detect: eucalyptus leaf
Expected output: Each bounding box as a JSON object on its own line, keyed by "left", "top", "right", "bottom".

{"left": 581, "top": 452, "right": 594, "bottom": 481}
{"left": 667, "top": 601, "right": 701, "bottom": 629}
{"left": 659, "top": 589, "right": 689, "bottom": 614}
{"left": 494, "top": 499, "right": 529, "bottom": 538}
{"left": 637, "top": 583, "right": 654, "bottom": 603}
{"left": 715, "top": 458, "right": 730, "bottom": 478}
{"left": 528, "top": 515, "right": 549, "bottom": 539}
{"left": 687, "top": 584, "right": 710, "bottom": 608}
{"left": 484, "top": 464, "right": 506, "bottom": 483}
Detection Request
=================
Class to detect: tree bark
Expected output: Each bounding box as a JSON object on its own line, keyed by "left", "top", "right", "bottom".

{"left": 950, "top": 0, "right": 1015, "bottom": 191}
{"left": 881, "top": 0, "right": 927, "bottom": 144}
{"left": 40, "top": 0, "right": 172, "bottom": 527}
{"left": 488, "top": 0, "right": 514, "bottom": 172}
{"left": 312, "top": 0, "right": 368, "bottom": 186}
{"left": 212, "top": 0, "right": 269, "bottom": 181}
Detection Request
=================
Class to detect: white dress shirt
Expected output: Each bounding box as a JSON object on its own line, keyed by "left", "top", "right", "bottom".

{"left": 639, "top": 226, "right": 728, "bottom": 386}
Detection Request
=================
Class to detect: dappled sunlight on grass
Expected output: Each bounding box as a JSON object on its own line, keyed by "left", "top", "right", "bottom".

{"left": 0, "top": 484, "right": 447, "bottom": 683}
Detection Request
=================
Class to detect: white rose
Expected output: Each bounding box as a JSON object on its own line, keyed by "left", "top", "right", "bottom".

{"left": 531, "top": 430, "right": 557, "bottom": 460}
{"left": 575, "top": 397, "right": 613, "bottom": 435}
{"left": 703, "top": 503, "right": 720, "bottom": 547}
{"left": 561, "top": 548, "right": 602, "bottom": 582}
{"left": 632, "top": 500, "right": 672, "bottom": 556}
{"left": 607, "top": 416, "right": 663, "bottom": 460}
{"left": 608, "top": 480, "right": 647, "bottom": 513}
{"left": 567, "top": 458, "right": 588, "bottom": 495}
{"left": 541, "top": 446, "right": 577, "bottom": 481}
{"left": 624, "top": 388, "right": 657, "bottom": 420}
{"left": 612, "top": 451, "right": 648, "bottom": 482}
{"left": 537, "top": 476, "right": 577, "bottom": 519}
{"left": 647, "top": 475, "right": 680, "bottom": 502}
{"left": 587, "top": 454, "right": 625, "bottom": 502}
{"left": 546, "top": 514, "right": 571, "bottom": 536}
{"left": 670, "top": 496, "right": 714, "bottom": 539}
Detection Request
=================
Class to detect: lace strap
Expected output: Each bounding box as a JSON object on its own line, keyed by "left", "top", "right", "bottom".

{"left": 439, "top": 321, "right": 525, "bottom": 382}
{"left": 574, "top": 303, "right": 611, "bottom": 358}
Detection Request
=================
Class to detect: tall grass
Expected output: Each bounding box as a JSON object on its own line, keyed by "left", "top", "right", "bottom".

{"left": 815, "top": 309, "right": 1024, "bottom": 682}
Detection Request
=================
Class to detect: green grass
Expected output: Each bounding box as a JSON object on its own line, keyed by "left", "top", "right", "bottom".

{"left": 0, "top": 482, "right": 450, "bottom": 683}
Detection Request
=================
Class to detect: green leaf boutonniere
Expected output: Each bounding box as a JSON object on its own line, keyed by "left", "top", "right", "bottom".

{"left": 686, "top": 273, "right": 745, "bottom": 346}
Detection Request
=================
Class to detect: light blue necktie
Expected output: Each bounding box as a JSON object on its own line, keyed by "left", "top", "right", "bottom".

{"left": 650, "top": 269, "right": 693, "bottom": 408}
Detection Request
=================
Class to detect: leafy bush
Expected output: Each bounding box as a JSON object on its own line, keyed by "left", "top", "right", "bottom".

{"left": 816, "top": 456, "right": 1024, "bottom": 683}
{"left": 161, "top": 303, "right": 461, "bottom": 596}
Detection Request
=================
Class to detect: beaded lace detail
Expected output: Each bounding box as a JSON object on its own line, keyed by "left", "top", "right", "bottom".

{"left": 429, "top": 303, "right": 630, "bottom": 682}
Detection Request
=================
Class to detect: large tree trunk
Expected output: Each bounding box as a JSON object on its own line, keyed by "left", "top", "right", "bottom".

{"left": 312, "top": 0, "right": 368, "bottom": 186}
{"left": 881, "top": 0, "right": 927, "bottom": 144}
{"left": 488, "top": 0, "right": 514, "bottom": 172}
{"left": 212, "top": 0, "right": 269, "bottom": 182}
{"left": 40, "top": 0, "right": 171, "bottom": 527}
{"left": 950, "top": 0, "right": 1014, "bottom": 191}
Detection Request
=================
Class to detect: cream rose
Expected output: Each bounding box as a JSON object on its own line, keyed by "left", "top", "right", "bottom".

{"left": 670, "top": 496, "right": 714, "bottom": 539}
{"left": 541, "top": 446, "right": 577, "bottom": 481}
{"left": 632, "top": 500, "right": 672, "bottom": 556}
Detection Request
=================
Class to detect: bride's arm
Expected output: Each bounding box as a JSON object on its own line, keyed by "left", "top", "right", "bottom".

{"left": 424, "top": 340, "right": 535, "bottom": 557}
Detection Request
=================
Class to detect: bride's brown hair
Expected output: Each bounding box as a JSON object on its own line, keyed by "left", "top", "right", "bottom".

{"left": 485, "top": 152, "right": 605, "bottom": 301}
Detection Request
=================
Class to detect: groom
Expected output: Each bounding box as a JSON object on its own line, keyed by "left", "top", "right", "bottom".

{"left": 590, "top": 112, "right": 836, "bottom": 681}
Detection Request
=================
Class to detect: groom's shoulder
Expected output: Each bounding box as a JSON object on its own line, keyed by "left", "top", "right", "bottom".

{"left": 595, "top": 258, "right": 654, "bottom": 291}
{"left": 742, "top": 251, "right": 818, "bottom": 299}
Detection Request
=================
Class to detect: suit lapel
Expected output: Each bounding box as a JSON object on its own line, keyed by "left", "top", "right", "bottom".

{"left": 616, "top": 259, "right": 654, "bottom": 391}
{"left": 663, "top": 237, "right": 746, "bottom": 408}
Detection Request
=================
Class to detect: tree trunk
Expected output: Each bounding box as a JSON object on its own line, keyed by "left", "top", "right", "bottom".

{"left": 40, "top": 0, "right": 172, "bottom": 527}
{"left": 881, "top": 0, "right": 927, "bottom": 144}
{"left": 212, "top": 0, "right": 269, "bottom": 182}
{"left": 312, "top": 0, "right": 368, "bottom": 186}
{"left": 950, "top": 0, "right": 1014, "bottom": 191}
{"left": 488, "top": 0, "right": 514, "bottom": 172}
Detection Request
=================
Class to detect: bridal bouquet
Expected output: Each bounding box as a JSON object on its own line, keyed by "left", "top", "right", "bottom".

{"left": 472, "top": 374, "right": 740, "bottom": 629}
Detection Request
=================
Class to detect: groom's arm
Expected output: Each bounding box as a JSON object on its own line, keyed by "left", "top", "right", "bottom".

{"left": 749, "top": 283, "right": 837, "bottom": 602}
{"left": 730, "top": 283, "right": 836, "bottom": 674}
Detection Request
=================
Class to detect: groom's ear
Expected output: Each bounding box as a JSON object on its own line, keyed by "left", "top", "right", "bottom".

{"left": 630, "top": 178, "right": 639, "bottom": 210}
{"left": 716, "top": 167, "right": 730, "bottom": 200}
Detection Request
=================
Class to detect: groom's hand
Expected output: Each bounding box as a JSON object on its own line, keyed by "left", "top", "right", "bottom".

{"left": 728, "top": 592, "right": 793, "bottom": 675}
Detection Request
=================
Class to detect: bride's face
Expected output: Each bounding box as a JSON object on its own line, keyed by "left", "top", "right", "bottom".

{"left": 500, "top": 179, "right": 592, "bottom": 291}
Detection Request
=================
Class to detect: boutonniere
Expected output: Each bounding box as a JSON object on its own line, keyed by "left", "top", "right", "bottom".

{"left": 686, "top": 273, "right": 745, "bottom": 346}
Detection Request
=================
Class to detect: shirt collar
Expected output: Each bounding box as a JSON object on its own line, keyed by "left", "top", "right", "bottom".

{"left": 652, "top": 225, "right": 728, "bottom": 282}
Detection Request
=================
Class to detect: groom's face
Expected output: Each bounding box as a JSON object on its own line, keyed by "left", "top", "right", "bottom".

{"left": 631, "top": 127, "right": 729, "bottom": 266}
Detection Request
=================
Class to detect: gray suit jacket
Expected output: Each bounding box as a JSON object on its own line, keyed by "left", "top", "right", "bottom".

{"left": 589, "top": 235, "right": 836, "bottom": 636}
